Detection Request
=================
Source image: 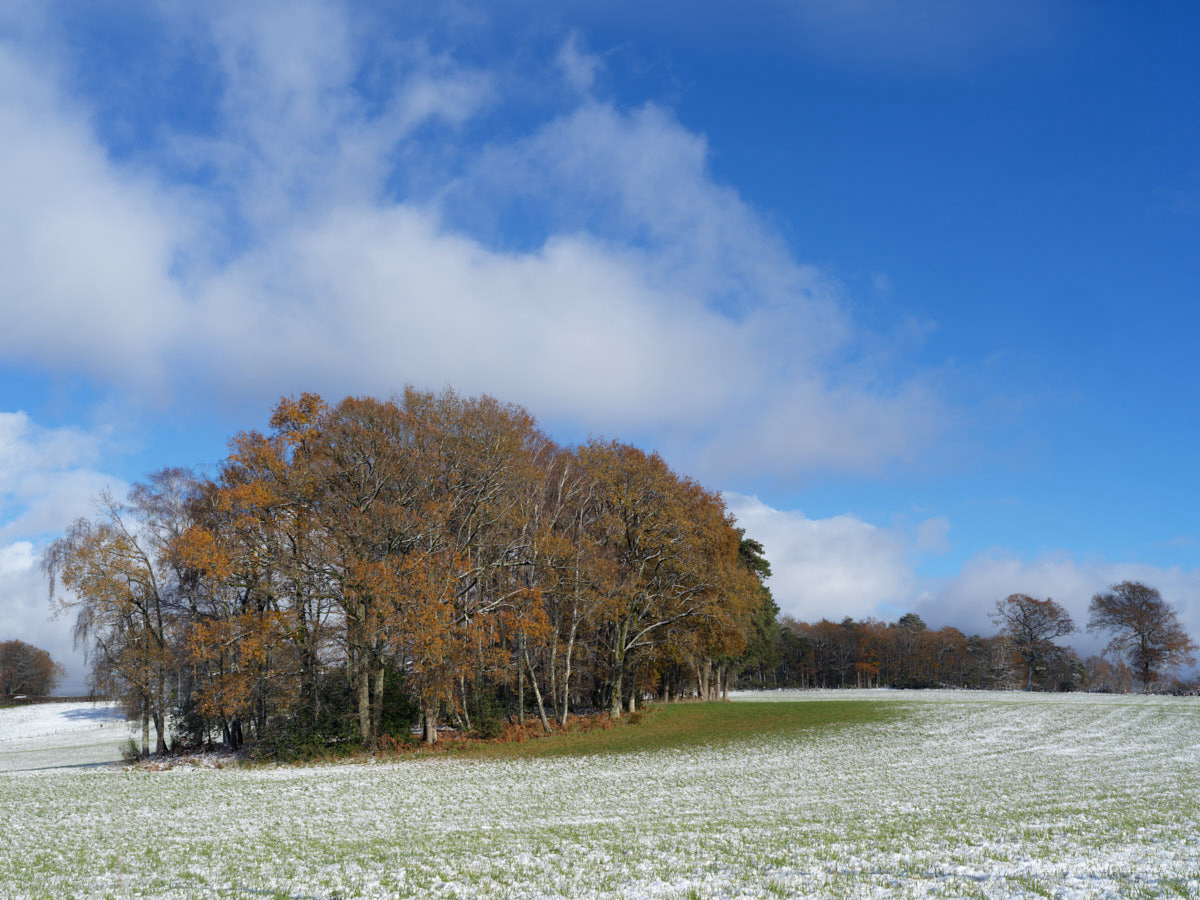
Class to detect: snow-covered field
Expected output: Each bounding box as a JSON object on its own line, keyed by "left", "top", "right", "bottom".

{"left": 0, "top": 701, "right": 131, "bottom": 773}
{"left": 1, "top": 690, "right": 1197, "bottom": 898}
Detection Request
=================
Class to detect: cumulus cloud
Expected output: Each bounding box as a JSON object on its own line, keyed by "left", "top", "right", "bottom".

{"left": 725, "top": 493, "right": 1200, "bottom": 670}
{"left": 0, "top": 43, "right": 191, "bottom": 389}
{"left": 0, "top": 539, "right": 88, "bottom": 691}
{"left": 724, "top": 492, "right": 914, "bottom": 622}
{"left": 0, "top": 412, "right": 126, "bottom": 692}
{"left": 0, "top": 411, "right": 126, "bottom": 543}
{"left": 0, "top": 1, "right": 947, "bottom": 483}
{"left": 914, "top": 553, "right": 1200, "bottom": 659}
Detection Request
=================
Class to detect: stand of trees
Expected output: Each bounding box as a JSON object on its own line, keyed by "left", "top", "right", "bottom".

{"left": 44, "top": 390, "right": 770, "bottom": 756}
{"left": 990, "top": 594, "right": 1076, "bottom": 691}
{"left": 757, "top": 613, "right": 1080, "bottom": 692}
{"left": 746, "top": 583, "right": 1195, "bottom": 694}
{"left": 0, "top": 640, "right": 65, "bottom": 696}
{"left": 40, "top": 390, "right": 1197, "bottom": 756}
{"left": 758, "top": 611, "right": 1087, "bottom": 692}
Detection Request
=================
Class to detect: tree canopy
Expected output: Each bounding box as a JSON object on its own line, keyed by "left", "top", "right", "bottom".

{"left": 45, "top": 389, "right": 764, "bottom": 755}
{"left": 991, "top": 594, "right": 1076, "bottom": 691}
{"left": 1088, "top": 581, "right": 1196, "bottom": 691}
{"left": 0, "top": 640, "right": 64, "bottom": 696}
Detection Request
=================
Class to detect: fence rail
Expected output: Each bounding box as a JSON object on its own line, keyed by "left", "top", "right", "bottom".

{"left": 0, "top": 695, "right": 109, "bottom": 705}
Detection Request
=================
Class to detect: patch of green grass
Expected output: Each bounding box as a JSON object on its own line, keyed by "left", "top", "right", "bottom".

{"left": 458, "top": 699, "right": 903, "bottom": 760}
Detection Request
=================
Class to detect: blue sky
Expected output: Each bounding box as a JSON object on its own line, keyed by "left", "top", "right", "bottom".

{"left": 2, "top": 0, "right": 1198, "bottom": 689}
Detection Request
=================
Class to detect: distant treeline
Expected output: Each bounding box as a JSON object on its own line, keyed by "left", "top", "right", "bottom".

{"left": 45, "top": 389, "right": 775, "bottom": 757}
{"left": 739, "top": 612, "right": 1188, "bottom": 695}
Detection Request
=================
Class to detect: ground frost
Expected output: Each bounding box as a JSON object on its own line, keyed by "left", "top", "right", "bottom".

{"left": 0, "top": 691, "right": 1197, "bottom": 898}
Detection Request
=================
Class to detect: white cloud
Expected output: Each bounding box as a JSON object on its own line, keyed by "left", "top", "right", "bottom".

{"left": 0, "top": 2, "right": 946, "bottom": 484}
{"left": 915, "top": 553, "right": 1200, "bottom": 660}
{"left": 724, "top": 492, "right": 913, "bottom": 622}
{"left": 0, "top": 44, "right": 191, "bottom": 389}
{"left": 557, "top": 32, "right": 601, "bottom": 93}
{"left": 188, "top": 0, "right": 493, "bottom": 230}
{"left": 188, "top": 205, "right": 746, "bottom": 425}
{"left": 0, "top": 411, "right": 127, "bottom": 543}
{"left": 0, "top": 411, "right": 126, "bottom": 692}
{"left": 0, "top": 540, "right": 34, "bottom": 577}
{"left": 914, "top": 515, "right": 951, "bottom": 554}
{"left": 0, "top": 539, "right": 88, "bottom": 693}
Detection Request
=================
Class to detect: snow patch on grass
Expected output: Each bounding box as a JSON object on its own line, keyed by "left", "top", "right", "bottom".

{"left": 0, "top": 701, "right": 131, "bottom": 773}
{"left": 2, "top": 692, "right": 1198, "bottom": 897}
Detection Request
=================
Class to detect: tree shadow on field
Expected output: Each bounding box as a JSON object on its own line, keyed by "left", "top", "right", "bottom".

{"left": 59, "top": 707, "right": 123, "bottom": 725}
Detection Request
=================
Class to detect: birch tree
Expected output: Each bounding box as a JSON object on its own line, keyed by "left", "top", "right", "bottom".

{"left": 44, "top": 472, "right": 197, "bottom": 755}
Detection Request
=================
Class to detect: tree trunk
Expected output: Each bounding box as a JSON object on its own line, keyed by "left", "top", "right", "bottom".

{"left": 370, "top": 660, "right": 386, "bottom": 741}
{"left": 140, "top": 703, "right": 150, "bottom": 758}
{"left": 357, "top": 659, "right": 372, "bottom": 746}
{"left": 558, "top": 618, "right": 578, "bottom": 727}
{"left": 610, "top": 622, "right": 628, "bottom": 718}
{"left": 610, "top": 668, "right": 623, "bottom": 718}
{"left": 524, "top": 647, "right": 552, "bottom": 733}
{"left": 517, "top": 633, "right": 526, "bottom": 726}
{"left": 153, "top": 709, "right": 167, "bottom": 755}
{"left": 459, "top": 675, "right": 472, "bottom": 734}
{"left": 548, "top": 626, "right": 559, "bottom": 725}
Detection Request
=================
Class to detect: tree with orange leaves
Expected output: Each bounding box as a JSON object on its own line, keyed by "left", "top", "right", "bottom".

{"left": 581, "top": 439, "right": 758, "bottom": 716}
{"left": 0, "top": 640, "right": 64, "bottom": 696}
{"left": 44, "top": 469, "right": 198, "bottom": 755}
{"left": 46, "top": 388, "right": 776, "bottom": 754}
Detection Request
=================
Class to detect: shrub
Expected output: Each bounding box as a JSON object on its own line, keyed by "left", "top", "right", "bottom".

{"left": 468, "top": 690, "right": 507, "bottom": 739}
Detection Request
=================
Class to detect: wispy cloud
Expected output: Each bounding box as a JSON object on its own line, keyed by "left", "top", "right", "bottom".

{"left": 785, "top": 0, "right": 1065, "bottom": 69}
{"left": 557, "top": 32, "right": 602, "bottom": 94}
{"left": 0, "top": 1, "right": 946, "bottom": 483}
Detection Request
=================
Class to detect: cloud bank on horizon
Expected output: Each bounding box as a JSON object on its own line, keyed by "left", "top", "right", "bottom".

{"left": 1, "top": 0, "right": 1197, "bottom": 685}
{"left": 724, "top": 493, "right": 1200, "bottom": 660}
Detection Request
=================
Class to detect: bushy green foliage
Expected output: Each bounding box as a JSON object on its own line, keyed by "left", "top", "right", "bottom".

{"left": 170, "top": 696, "right": 211, "bottom": 749}
{"left": 252, "top": 676, "right": 361, "bottom": 761}
{"left": 251, "top": 719, "right": 362, "bottom": 762}
{"left": 466, "top": 690, "right": 506, "bottom": 739}
{"left": 378, "top": 665, "right": 420, "bottom": 738}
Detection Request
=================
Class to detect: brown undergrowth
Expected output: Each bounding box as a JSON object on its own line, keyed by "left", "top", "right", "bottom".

{"left": 135, "top": 699, "right": 895, "bottom": 768}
